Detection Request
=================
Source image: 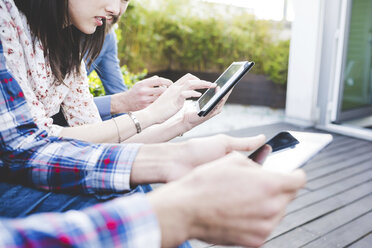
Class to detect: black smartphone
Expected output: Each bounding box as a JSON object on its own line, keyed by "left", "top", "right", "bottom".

{"left": 248, "top": 131, "right": 300, "bottom": 164}
{"left": 196, "top": 61, "right": 254, "bottom": 117}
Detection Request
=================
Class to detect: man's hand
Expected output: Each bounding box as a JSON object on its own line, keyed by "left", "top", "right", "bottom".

{"left": 148, "top": 152, "right": 307, "bottom": 247}
{"left": 130, "top": 134, "right": 266, "bottom": 185}
{"left": 165, "top": 134, "right": 266, "bottom": 181}
{"left": 111, "top": 76, "right": 172, "bottom": 114}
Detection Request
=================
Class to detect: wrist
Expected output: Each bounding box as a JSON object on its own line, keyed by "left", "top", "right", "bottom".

{"left": 144, "top": 102, "right": 172, "bottom": 125}
{"left": 111, "top": 92, "right": 131, "bottom": 114}
{"left": 130, "top": 143, "right": 179, "bottom": 185}
{"left": 181, "top": 116, "right": 194, "bottom": 134}
{"left": 147, "top": 179, "right": 196, "bottom": 247}
{"left": 165, "top": 111, "right": 189, "bottom": 137}
{"left": 133, "top": 107, "right": 161, "bottom": 128}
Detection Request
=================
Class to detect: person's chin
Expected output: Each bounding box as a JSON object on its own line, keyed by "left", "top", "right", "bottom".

{"left": 74, "top": 24, "right": 97, "bottom": 34}
{"left": 84, "top": 26, "right": 98, "bottom": 34}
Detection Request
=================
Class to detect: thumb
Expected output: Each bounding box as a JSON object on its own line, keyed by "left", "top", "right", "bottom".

{"left": 226, "top": 134, "right": 266, "bottom": 153}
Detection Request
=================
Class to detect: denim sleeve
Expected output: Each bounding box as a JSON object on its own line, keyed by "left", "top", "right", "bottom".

{"left": 94, "top": 95, "right": 112, "bottom": 121}
{"left": 92, "top": 31, "right": 128, "bottom": 95}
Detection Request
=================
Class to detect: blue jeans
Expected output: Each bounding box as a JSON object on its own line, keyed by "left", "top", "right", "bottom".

{"left": 0, "top": 182, "right": 191, "bottom": 248}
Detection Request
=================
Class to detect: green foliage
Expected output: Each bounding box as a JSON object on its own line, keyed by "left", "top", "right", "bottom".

{"left": 88, "top": 66, "right": 148, "bottom": 97}
{"left": 121, "top": 65, "right": 148, "bottom": 88}
{"left": 263, "top": 40, "right": 291, "bottom": 85}
{"left": 117, "top": 0, "right": 290, "bottom": 85}
{"left": 88, "top": 70, "right": 106, "bottom": 97}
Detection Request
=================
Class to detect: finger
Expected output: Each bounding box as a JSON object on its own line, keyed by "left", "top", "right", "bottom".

{"left": 248, "top": 191, "right": 293, "bottom": 220}
{"left": 269, "top": 192, "right": 297, "bottom": 225}
{"left": 140, "top": 94, "right": 159, "bottom": 103}
{"left": 181, "top": 90, "right": 202, "bottom": 99}
{"left": 178, "top": 73, "right": 200, "bottom": 82}
{"left": 202, "top": 92, "right": 230, "bottom": 118}
{"left": 215, "top": 91, "right": 230, "bottom": 109}
{"left": 224, "top": 135, "right": 266, "bottom": 153}
{"left": 212, "top": 90, "right": 231, "bottom": 110}
{"left": 207, "top": 222, "right": 267, "bottom": 247}
{"left": 203, "top": 87, "right": 231, "bottom": 116}
{"left": 279, "top": 170, "right": 307, "bottom": 193}
{"left": 146, "top": 95, "right": 161, "bottom": 103}
{"left": 143, "top": 76, "right": 173, "bottom": 87}
{"left": 187, "top": 80, "right": 216, "bottom": 90}
{"left": 252, "top": 144, "right": 272, "bottom": 165}
{"left": 145, "top": 86, "right": 167, "bottom": 96}
{"left": 223, "top": 89, "right": 232, "bottom": 99}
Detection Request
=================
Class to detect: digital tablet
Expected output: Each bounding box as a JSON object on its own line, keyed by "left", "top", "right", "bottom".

{"left": 249, "top": 131, "right": 300, "bottom": 164}
{"left": 249, "top": 131, "right": 333, "bottom": 174}
{"left": 196, "top": 61, "right": 254, "bottom": 117}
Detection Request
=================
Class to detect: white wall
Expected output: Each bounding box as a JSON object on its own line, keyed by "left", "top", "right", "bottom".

{"left": 285, "top": 0, "right": 325, "bottom": 126}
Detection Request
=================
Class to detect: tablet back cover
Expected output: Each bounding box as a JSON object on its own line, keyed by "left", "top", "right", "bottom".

{"left": 262, "top": 131, "right": 333, "bottom": 173}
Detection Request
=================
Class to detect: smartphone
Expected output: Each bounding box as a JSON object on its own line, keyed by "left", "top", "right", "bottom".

{"left": 248, "top": 131, "right": 300, "bottom": 164}
{"left": 196, "top": 61, "right": 254, "bottom": 117}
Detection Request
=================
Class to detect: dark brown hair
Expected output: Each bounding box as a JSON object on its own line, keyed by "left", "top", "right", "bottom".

{"left": 14, "top": 0, "right": 106, "bottom": 82}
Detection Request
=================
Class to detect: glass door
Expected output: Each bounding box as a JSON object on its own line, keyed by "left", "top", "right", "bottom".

{"left": 336, "top": 0, "right": 372, "bottom": 122}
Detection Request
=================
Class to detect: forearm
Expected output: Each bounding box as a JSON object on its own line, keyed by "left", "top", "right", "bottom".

{"left": 124, "top": 113, "right": 189, "bottom": 144}
{"left": 0, "top": 194, "right": 161, "bottom": 247}
{"left": 111, "top": 91, "right": 132, "bottom": 114}
{"left": 130, "top": 142, "right": 182, "bottom": 186}
{"left": 147, "top": 179, "right": 196, "bottom": 247}
{"left": 59, "top": 108, "right": 158, "bottom": 143}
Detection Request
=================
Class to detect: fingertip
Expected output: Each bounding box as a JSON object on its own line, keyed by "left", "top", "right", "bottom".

{"left": 287, "top": 169, "right": 307, "bottom": 189}
{"left": 292, "top": 169, "right": 307, "bottom": 181}
{"left": 206, "top": 81, "right": 216, "bottom": 87}
{"left": 255, "top": 134, "right": 266, "bottom": 140}
{"left": 248, "top": 134, "right": 266, "bottom": 145}
{"left": 229, "top": 151, "right": 246, "bottom": 160}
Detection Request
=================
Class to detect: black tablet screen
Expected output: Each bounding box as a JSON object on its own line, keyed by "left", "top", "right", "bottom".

{"left": 198, "top": 64, "right": 243, "bottom": 110}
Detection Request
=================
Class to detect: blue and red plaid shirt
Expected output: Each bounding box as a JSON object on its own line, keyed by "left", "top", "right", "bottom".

{"left": 0, "top": 37, "right": 160, "bottom": 246}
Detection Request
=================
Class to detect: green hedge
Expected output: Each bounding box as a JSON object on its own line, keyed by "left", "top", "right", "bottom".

{"left": 117, "top": 0, "right": 290, "bottom": 85}
{"left": 88, "top": 66, "right": 147, "bottom": 97}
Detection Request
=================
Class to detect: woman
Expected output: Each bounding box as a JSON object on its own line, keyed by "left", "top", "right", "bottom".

{"left": 1, "top": 0, "right": 224, "bottom": 145}
{"left": 0, "top": 1, "right": 213, "bottom": 247}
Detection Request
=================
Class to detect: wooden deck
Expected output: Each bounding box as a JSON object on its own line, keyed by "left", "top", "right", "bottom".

{"left": 191, "top": 122, "right": 372, "bottom": 248}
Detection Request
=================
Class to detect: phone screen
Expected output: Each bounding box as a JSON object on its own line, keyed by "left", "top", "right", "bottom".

{"left": 198, "top": 64, "right": 244, "bottom": 110}
{"left": 249, "top": 132, "right": 300, "bottom": 164}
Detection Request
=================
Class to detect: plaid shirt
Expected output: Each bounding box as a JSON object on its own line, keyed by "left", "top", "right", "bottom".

{"left": 0, "top": 195, "right": 161, "bottom": 247}
{"left": 0, "top": 38, "right": 161, "bottom": 246}
{"left": 0, "top": 47, "right": 141, "bottom": 194}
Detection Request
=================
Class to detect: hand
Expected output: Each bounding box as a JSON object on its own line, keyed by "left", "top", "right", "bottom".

{"left": 166, "top": 134, "right": 266, "bottom": 181}
{"left": 148, "top": 152, "right": 306, "bottom": 247}
{"left": 146, "top": 73, "right": 216, "bottom": 124}
{"left": 130, "top": 134, "right": 266, "bottom": 185}
{"left": 111, "top": 76, "right": 172, "bottom": 114}
{"left": 181, "top": 88, "right": 232, "bottom": 132}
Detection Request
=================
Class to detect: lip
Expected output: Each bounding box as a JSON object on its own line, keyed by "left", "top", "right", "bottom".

{"left": 95, "top": 16, "right": 105, "bottom": 26}
{"left": 106, "top": 16, "right": 114, "bottom": 24}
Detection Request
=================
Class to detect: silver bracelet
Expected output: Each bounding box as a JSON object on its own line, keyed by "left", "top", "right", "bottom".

{"left": 112, "top": 118, "right": 122, "bottom": 143}
{"left": 128, "top": 112, "right": 142, "bottom": 134}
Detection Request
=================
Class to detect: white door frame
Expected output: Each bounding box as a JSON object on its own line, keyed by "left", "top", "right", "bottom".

{"left": 286, "top": 0, "right": 372, "bottom": 140}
